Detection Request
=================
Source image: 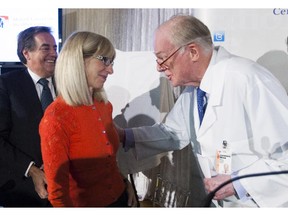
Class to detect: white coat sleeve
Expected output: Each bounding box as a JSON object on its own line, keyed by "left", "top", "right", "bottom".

{"left": 238, "top": 70, "right": 288, "bottom": 207}
{"left": 131, "top": 94, "right": 192, "bottom": 160}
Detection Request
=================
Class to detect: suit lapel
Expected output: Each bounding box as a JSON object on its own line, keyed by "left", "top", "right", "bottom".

{"left": 17, "top": 69, "right": 44, "bottom": 114}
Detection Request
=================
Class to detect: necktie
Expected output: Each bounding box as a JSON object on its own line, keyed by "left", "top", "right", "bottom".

{"left": 197, "top": 88, "right": 207, "bottom": 125}
{"left": 38, "top": 78, "right": 53, "bottom": 110}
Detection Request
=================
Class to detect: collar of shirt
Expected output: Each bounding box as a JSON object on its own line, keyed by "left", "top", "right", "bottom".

{"left": 198, "top": 47, "right": 218, "bottom": 99}
{"left": 27, "top": 68, "right": 55, "bottom": 99}
{"left": 27, "top": 68, "right": 53, "bottom": 85}
{"left": 194, "top": 47, "right": 218, "bottom": 131}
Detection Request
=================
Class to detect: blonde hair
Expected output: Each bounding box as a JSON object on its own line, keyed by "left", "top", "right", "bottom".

{"left": 55, "top": 31, "right": 115, "bottom": 106}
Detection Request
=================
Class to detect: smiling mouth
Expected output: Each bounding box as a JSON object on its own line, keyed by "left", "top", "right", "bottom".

{"left": 46, "top": 60, "right": 56, "bottom": 64}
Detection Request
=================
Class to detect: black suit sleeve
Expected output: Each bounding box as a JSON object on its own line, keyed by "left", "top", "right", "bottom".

{"left": 0, "top": 72, "right": 37, "bottom": 183}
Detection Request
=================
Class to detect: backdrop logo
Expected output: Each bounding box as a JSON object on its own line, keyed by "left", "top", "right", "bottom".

{"left": 0, "top": 16, "right": 8, "bottom": 28}
{"left": 213, "top": 31, "right": 225, "bottom": 42}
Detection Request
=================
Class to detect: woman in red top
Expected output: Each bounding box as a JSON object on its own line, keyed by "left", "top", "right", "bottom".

{"left": 39, "top": 31, "right": 137, "bottom": 207}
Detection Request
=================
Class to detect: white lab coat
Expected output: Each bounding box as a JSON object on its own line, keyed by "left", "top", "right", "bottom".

{"left": 130, "top": 47, "right": 288, "bottom": 207}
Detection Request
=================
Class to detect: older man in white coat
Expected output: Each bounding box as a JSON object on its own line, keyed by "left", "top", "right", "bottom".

{"left": 118, "top": 15, "right": 288, "bottom": 207}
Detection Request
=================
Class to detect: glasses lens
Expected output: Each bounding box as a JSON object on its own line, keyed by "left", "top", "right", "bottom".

{"left": 96, "top": 55, "right": 114, "bottom": 66}
{"left": 102, "top": 56, "right": 113, "bottom": 66}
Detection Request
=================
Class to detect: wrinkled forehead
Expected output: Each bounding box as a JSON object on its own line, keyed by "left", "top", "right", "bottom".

{"left": 154, "top": 28, "right": 175, "bottom": 56}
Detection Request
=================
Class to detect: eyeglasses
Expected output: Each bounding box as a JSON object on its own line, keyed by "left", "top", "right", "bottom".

{"left": 95, "top": 55, "right": 114, "bottom": 66}
{"left": 156, "top": 45, "right": 184, "bottom": 71}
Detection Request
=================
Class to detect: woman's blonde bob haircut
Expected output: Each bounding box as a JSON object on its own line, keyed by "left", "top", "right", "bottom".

{"left": 55, "top": 31, "right": 116, "bottom": 106}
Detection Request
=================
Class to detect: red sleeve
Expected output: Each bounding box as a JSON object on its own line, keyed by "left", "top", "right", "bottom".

{"left": 39, "top": 111, "right": 73, "bottom": 207}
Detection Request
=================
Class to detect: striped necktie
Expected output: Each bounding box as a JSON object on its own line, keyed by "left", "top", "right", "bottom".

{"left": 38, "top": 78, "right": 53, "bottom": 111}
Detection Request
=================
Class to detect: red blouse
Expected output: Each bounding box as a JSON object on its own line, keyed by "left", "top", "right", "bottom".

{"left": 39, "top": 97, "right": 125, "bottom": 207}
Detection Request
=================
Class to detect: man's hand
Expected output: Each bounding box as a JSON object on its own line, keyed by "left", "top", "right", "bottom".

{"left": 28, "top": 164, "right": 48, "bottom": 199}
{"left": 203, "top": 174, "right": 235, "bottom": 200}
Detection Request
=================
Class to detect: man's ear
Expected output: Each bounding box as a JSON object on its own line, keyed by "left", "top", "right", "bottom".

{"left": 187, "top": 43, "right": 199, "bottom": 62}
{"left": 22, "top": 49, "right": 30, "bottom": 61}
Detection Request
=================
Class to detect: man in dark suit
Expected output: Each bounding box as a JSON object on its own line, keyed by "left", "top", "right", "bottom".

{"left": 0, "top": 26, "right": 57, "bottom": 207}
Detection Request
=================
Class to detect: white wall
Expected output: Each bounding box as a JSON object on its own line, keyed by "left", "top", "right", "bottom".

{"left": 194, "top": 8, "right": 288, "bottom": 92}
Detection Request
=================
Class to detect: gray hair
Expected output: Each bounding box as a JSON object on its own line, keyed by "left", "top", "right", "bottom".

{"left": 158, "top": 15, "right": 213, "bottom": 54}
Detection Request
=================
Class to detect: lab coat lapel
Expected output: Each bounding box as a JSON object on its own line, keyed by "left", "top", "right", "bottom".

{"left": 197, "top": 51, "right": 228, "bottom": 138}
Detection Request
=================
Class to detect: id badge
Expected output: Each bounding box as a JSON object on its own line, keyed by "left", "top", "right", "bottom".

{"left": 215, "top": 140, "right": 232, "bottom": 175}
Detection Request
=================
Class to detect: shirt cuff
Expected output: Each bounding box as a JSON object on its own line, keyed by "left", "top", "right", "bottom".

{"left": 123, "top": 128, "right": 135, "bottom": 152}
{"left": 25, "top": 161, "right": 35, "bottom": 178}
{"left": 231, "top": 172, "right": 251, "bottom": 201}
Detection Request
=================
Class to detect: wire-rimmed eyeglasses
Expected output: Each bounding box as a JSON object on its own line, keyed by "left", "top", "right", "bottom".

{"left": 156, "top": 45, "right": 186, "bottom": 71}
{"left": 95, "top": 55, "right": 114, "bottom": 66}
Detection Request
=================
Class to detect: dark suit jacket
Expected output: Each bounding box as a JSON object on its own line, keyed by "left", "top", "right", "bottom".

{"left": 0, "top": 68, "right": 51, "bottom": 207}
